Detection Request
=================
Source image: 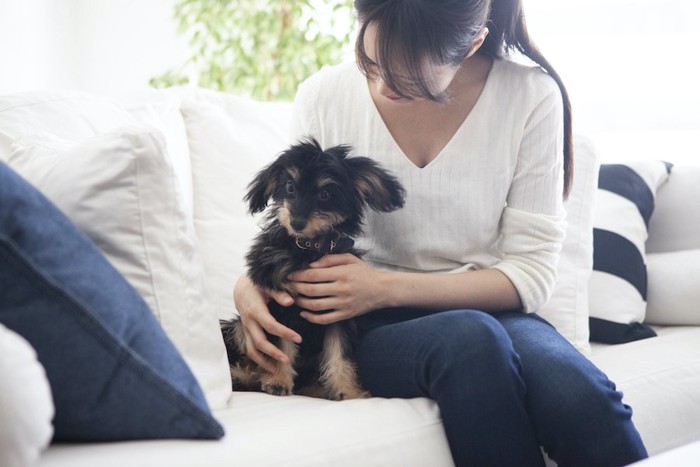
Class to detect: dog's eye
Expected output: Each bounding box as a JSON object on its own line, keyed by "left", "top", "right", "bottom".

{"left": 285, "top": 180, "right": 295, "bottom": 194}
{"left": 318, "top": 189, "right": 331, "bottom": 202}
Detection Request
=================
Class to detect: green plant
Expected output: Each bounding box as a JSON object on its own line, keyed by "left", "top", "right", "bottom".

{"left": 151, "top": 0, "right": 356, "bottom": 101}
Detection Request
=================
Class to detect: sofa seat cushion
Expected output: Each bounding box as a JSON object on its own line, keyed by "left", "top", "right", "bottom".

{"left": 38, "top": 393, "right": 453, "bottom": 467}
{"left": 589, "top": 327, "right": 700, "bottom": 455}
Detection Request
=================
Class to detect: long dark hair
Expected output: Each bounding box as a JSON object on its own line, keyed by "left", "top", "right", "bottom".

{"left": 354, "top": 0, "right": 573, "bottom": 198}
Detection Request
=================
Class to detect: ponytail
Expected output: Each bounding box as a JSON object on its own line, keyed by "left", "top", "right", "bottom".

{"left": 482, "top": 0, "right": 574, "bottom": 198}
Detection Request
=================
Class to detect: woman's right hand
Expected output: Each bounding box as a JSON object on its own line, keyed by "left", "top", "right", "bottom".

{"left": 233, "top": 276, "right": 303, "bottom": 373}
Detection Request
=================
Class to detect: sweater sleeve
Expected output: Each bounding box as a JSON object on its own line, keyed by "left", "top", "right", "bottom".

{"left": 491, "top": 78, "right": 567, "bottom": 313}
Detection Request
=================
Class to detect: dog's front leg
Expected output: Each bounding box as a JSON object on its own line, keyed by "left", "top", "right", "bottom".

{"left": 260, "top": 338, "right": 298, "bottom": 396}
{"left": 319, "top": 324, "right": 370, "bottom": 400}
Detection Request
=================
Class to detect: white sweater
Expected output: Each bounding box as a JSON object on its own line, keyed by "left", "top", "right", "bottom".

{"left": 291, "top": 58, "right": 566, "bottom": 312}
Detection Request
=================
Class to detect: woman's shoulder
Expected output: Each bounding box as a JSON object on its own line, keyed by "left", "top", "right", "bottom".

{"left": 292, "top": 62, "right": 366, "bottom": 143}
{"left": 492, "top": 57, "right": 561, "bottom": 101}
{"left": 297, "top": 61, "right": 363, "bottom": 102}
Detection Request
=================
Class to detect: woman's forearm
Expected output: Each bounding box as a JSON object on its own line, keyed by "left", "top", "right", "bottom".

{"left": 380, "top": 268, "right": 523, "bottom": 312}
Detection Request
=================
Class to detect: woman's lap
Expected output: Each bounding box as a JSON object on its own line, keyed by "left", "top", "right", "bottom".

{"left": 354, "top": 309, "right": 647, "bottom": 467}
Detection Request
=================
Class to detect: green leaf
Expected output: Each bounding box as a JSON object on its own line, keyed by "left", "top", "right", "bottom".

{"left": 151, "top": 0, "right": 354, "bottom": 101}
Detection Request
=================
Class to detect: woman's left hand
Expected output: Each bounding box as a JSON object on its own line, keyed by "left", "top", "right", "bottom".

{"left": 287, "top": 254, "right": 387, "bottom": 325}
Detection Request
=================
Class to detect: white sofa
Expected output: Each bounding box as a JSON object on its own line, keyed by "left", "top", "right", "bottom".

{"left": 1, "top": 87, "right": 699, "bottom": 467}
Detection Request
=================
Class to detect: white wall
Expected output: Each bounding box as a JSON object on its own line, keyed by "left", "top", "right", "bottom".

{"left": 0, "top": 0, "right": 187, "bottom": 96}
{"left": 525, "top": 0, "right": 700, "bottom": 165}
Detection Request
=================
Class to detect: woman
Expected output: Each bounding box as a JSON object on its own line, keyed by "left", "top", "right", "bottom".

{"left": 234, "top": 0, "right": 648, "bottom": 465}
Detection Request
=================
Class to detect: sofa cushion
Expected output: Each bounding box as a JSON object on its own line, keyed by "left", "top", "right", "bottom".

{"left": 645, "top": 249, "right": 700, "bottom": 325}
{"left": 5, "top": 125, "right": 231, "bottom": 410}
{"left": 0, "top": 161, "right": 224, "bottom": 440}
{"left": 0, "top": 90, "right": 136, "bottom": 161}
{"left": 538, "top": 135, "right": 598, "bottom": 353}
{"left": 121, "top": 89, "right": 195, "bottom": 223}
{"left": 647, "top": 166, "right": 700, "bottom": 253}
{"left": 588, "top": 161, "right": 671, "bottom": 343}
{"left": 589, "top": 327, "right": 700, "bottom": 455}
{"left": 0, "top": 323, "right": 54, "bottom": 467}
{"left": 173, "top": 87, "right": 292, "bottom": 319}
{"left": 38, "top": 393, "right": 453, "bottom": 467}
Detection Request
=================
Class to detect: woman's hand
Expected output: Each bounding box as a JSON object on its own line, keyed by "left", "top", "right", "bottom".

{"left": 233, "top": 276, "right": 302, "bottom": 373}
{"left": 287, "top": 254, "right": 388, "bottom": 325}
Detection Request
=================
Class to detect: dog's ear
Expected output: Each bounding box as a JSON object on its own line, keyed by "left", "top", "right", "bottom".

{"left": 346, "top": 157, "right": 406, "bottom": 212}
{"left": 244, "top": 159, "right": 285, "bottom": 214}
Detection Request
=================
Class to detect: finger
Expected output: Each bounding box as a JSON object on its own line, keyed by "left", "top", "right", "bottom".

{"left": 292, "top": 281, "right": 335, "bottom": 299}
{"left": 295, "top": 295, "right": 337, "bottom": 312}
{"left": 300, "top": 310, "right": 346, "bottom": 325}
{"left": 267, "top": 289, "right": 294, "bottom": 307}
{"left": 248, "top": 323, "right": 291, "bottom": 365}
{"left": 288, "top": 266, "right": 339, "bottom": 284}
{"left": 243, "top": 330, "right": 278, "bottom": 373}
{"left": 309, "top": 253, "right": 358, "bottom": 268}
{"left": 259, "top": 314, "right": 303, "bottom": 344}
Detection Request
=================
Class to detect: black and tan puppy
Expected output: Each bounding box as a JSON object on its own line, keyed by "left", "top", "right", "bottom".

{"left": 221, "top": 138, "right": 405, "bottom": 400}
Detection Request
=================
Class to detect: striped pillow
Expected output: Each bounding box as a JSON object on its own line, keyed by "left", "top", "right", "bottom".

{"left": 588, "top": 161, "right": 672, "bottom": 344}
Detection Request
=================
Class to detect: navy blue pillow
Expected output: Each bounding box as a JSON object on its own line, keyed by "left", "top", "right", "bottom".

{"left": 0, "top": 161, "right": 224, "bottom": 441}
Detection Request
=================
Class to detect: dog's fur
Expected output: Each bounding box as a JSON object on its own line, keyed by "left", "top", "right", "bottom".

{"left": 220, "top": 138, "right": 405, "bottom": 400}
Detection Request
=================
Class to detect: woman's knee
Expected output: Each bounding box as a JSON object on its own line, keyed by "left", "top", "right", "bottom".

{"left": 419, "top": 310, "right": 519, "bottom": 374}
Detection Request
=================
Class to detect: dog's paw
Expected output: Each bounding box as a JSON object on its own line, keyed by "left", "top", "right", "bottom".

{"left": 261, "top": 381, "right": 294, "bottom": 396}
{"left": 328, "top": 387, "right": 371, "bottom": 401}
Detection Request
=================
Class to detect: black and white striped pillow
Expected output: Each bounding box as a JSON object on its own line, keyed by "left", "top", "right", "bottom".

{"left": 588, "top": 161, "right": 672, "bottom": 344}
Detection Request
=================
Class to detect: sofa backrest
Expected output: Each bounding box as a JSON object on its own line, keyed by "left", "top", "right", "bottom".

{"left": 647, "top": 166, "right": 700, "bottom": 254}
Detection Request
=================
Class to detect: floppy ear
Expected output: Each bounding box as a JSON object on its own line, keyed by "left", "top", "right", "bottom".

{"left": 243, "top": 159, "right": 285, "bottom": 214}
{"left": 346, "top": 157, "right": 406, "bottom": 212}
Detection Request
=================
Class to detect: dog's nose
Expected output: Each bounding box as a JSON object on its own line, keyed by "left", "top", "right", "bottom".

{"left": 290, "top": 218, "right": 307, "bottom": 232}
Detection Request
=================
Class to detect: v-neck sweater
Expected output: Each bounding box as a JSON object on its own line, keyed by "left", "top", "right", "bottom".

{"left": 291, "top": 58, "right": 567, "bottom": 312}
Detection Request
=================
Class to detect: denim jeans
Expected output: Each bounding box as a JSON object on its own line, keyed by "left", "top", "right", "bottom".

{"left": 355, "top": 309, "right": 648, "bottom": 467}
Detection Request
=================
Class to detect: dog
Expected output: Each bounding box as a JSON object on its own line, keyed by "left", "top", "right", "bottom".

{"left": 220, "top": 137, "right": 405, "bottom": 400}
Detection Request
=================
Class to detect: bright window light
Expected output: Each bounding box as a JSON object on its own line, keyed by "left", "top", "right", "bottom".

{"left": 523, "top": 0, "right": 700, "bottom": 166}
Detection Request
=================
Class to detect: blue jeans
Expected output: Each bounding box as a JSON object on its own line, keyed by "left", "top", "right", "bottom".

{"left": 355, "top": 309, "right": 648, "bottom": 467}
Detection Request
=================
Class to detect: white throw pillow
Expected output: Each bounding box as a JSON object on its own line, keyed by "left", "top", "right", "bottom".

{"left": 122, "top": 89, "right": 195, "bottom": 224}
{"left": 538, "top": 136, "right": 598, "bottom": 354}
{"left": 0, "top": 90, "right": 136, "bottom": 161}
{"left": 588, "top": 160, "right": 671, "bottom": 344}
{"left": 645, "top": 249, "right": 700, "bottom": 325}
{"left": 7, "top": 126, "right": 231, "bottom": 410}
{"left": 0, "top": 323, "right": 54, "bottom": 467}
{"left": 174, "top": 87, "right": 293, "bottom": 319}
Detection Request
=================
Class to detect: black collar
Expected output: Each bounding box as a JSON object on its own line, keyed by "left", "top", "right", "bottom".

{"left": 294, "top": 232, "right": 354, "bottom": 255}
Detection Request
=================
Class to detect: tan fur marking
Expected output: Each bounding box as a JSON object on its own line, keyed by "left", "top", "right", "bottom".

{"left": 287, "top": 167, "right": 301, "bottom": 183}
{"left": 260, "top": 339, "right": 298, "bottom": 396}
{"left": 356, "top": 175, "right": 382, "bottom": 197}
{"left": 319, "top": 324, "right": 369, "bottom": 400}
{"left": 317, "top": 177, "right": 336, "bottom": 188}
{"left": 279, "top": 206, "right": 347, "bottom": 238}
